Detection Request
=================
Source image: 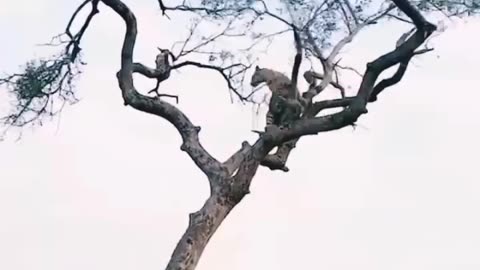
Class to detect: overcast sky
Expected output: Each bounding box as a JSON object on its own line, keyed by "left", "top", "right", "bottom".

{"left": 1, "top": 1, "right": 480, "bottom": 270}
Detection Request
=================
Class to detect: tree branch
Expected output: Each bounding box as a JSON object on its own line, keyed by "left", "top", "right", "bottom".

{"left": 97, "top": 3, "right": 270, "bottom": 270}
{"left": 171, "top": 61, "right": 251, "bottom": 102}
{"left": 65, "top": 0, "right": 100, "bottom": 62}
{"left": 157, "top": 0, "right": 170, "bottom": 17}
{"left": 102, "top": 0, "right": 223, "bottom": 179}
{"left": 369, "top": 47, "right": 433, "bottom": 102}
{"left": 162, "top": 2, "right": 295, "bottom": 29}
{"left": 258, "top": 28, "right": 303, "bottom": 172}
{"left": 304, "top": 70, "right": 346, "bottom": 97}
{"left": 260, "top": 139, "right": 297, "bottom": 172}
{"left": 265, "top": 0, "right": 437, "bottom": 147}
{"left": 290, "top": 28, "right": 302, "bottom": 95}
{"left": 257, "top": 0, "right": 434, "bottom": 172}
{"left": 303, "top": 3, "right": 397, "bottom": 101}
{"left": 50, "top": 1, "right": 439, "bottom": 270}
{"left": 336, "top": 0, "right": 354, "bottom": 33}
{"left": 394, "top": 0, "right": 435, "bottom": 29}
{"left": 343, "top": 0, "right": 359, "bottom": 26}
{"left": 223, "top": 141, "right": 252, "bottom": 176}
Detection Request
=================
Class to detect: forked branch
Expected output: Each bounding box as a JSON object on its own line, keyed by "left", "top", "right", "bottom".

{"left": 303, "top": 3, "right": 397, "bottom": 101}
{"left": 102, "top": 0, "right": 224, "bottom": 179}
{"left": 38, "top": 1, "right": 439, "bottom": 270}
{"left": 223, "top": 141, "right": 252, "bottom": 176}
{"left": 171, "top": 61, "right": 252, "bottom": 102}
{"left": 259, "top": 0, "right": 437, "bottom": 148}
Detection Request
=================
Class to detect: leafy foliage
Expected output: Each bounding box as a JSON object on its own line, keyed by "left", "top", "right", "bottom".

{"left": 0, "top": 53, "right": 81, "bottom": 132}
{"left": 416, "top": 0, "right": 480, "bottom": 15}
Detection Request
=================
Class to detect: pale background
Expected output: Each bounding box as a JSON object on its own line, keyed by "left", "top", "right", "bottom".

{"left": 1, "top": 1, "right": 480, "bottom": 269}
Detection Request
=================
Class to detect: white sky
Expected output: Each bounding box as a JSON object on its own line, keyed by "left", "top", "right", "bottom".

{"left": 1, "top": 1, "right": 480, "bottom": 270}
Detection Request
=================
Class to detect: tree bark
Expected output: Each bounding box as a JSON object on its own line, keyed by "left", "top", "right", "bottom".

{"left": 165, "top": 194, "right": 237, "bottom": 270}
{"left": 95, "top": 1, "right": 437, "bottom": 269}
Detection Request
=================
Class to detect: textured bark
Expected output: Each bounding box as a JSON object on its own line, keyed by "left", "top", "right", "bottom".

{"left": 166, "top": 195, "right": 231, "bottom": 270}
{"left": 259, "top": 0, "right": 436, "bottom": 171}
{"left": 91, "top": 0, "right": 437, "bottom": 269}
{"left": 165, "top": 150, "right": 260, "bottom": 270}
{"left": 165, "top": 193, "right": 236, "bottom": 270}
{"left": 98, "top": 5, "right": 263, "bottom": 269}
{"left": 261, "top": 139, "right": 297, "bottom": 172}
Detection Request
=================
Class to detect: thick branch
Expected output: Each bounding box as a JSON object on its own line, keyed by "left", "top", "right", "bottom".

{"left": 308, "top": 50, "right": 433, "bottom": 117}
{"left": 392, "top": 0, "right": 433, "bottom": 29}
{"left": 369, "top": 48, "right": 433, "bottom": 102}
{"left": 223, "top": 141, "right": 252, "bottom": 176}
{"left": 309, "top": 97, "right": 354, "bottom": 116}
{"left": 305, "top": 71, "right": 346, "bottom": 97}
{"left": 96, "top": 3, "right": 267, "bottom": 270}
{"left": 80, "top": 2, "right": 437, "bottom": 270}
{"left": 260, "top": 139, "right": 297, "bottom": 172}
{"left": 102, "top": 0, "right": 223, "bottom": 178}
{"left": 165, "top": 195, "right": 232, "bottom": 270}
{"left": 165, "top": 152, "right": 261, "bottom": 270}
{"left": 267, "top": 0, "right": 437, "bottom": 146}
{"left": 132, "top": 62, "right": 168, "bottom": 79}
{"left": 260, "top": 1, "right": 433, "bottom": 172}
{"left": 368, "top": 59, "right": 411, "bottom": 102}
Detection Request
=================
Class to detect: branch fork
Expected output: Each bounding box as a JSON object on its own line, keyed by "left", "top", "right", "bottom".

{"left": 70, "top": 1, "right": 438, "bottom": 269}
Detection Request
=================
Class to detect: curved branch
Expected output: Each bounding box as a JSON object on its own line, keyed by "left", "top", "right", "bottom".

{"left": 303, "top": 4, "right": 397, "bottom": 101}
{"left": 266, "top": 0, "right": 437, "bottom": 146}
{"left": 171, "top": 61, "right": 250, "bottom": 102}
{"left": 75, "top": 2, "right": 437, "bottom": 270}
{"left": 65, "top": 0, "right": 91, "bottom": 39}
{"left": 95, "top": 3, "right": 267, "bottom": 270}
{"left": 369, "top": 48, "right": 433, "bottom": 102}
{"left": 257, "top": 0, "right": 436, "bottom": 172}
{"left": 102, "top": 0, "right": 223, "bottom": 178}
{"left": 66, "top": 0, "right": 100, "bottom": 62}
{"left": 305, "top": 71, "right": 346, "bottom": 97}
{"left": 260, "top": 139, "right": 297, "bottom": 172}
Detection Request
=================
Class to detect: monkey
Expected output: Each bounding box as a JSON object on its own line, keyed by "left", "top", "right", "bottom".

{"left": 148, "top": 48, "right": 178, "bottom": 103}
{"left": 250, "top": 66, "right": 307, "bottom": 128}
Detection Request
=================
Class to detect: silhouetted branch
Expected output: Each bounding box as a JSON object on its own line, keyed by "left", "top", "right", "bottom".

{"left": 171, "top": 61, "right": 252, "bottom": 102}
{"left": 2, "top": 0, "right": 447, "bottom": 268}
{"left": 65, "top": 0, "right": 100, "bottom": 62}
{"left": 223, "top": 141, "right": 252, "bottom": 176}
{"left": 290, "top": 28, "right": 302, "bottom": 95}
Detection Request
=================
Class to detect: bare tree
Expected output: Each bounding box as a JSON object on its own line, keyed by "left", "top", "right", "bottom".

{"left": 1, "top": 0, "right": 479, "bottom": 269}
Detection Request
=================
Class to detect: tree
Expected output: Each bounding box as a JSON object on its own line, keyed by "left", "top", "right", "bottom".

{"left": 0, "top": 0, "right": 479, "bottom": 269}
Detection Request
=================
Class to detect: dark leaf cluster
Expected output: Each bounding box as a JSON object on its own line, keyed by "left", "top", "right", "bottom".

{"left": 0, "top": 53, "right": 81, "bottom": 132}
